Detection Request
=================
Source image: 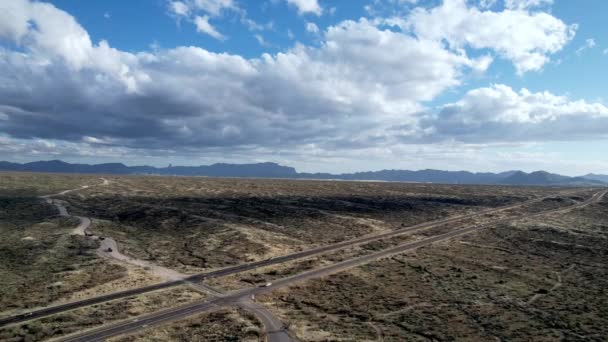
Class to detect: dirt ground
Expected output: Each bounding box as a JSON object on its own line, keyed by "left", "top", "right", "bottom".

{"left": 110, "top": 307, "right": 262, "bottom": 342}
{"left": 0, "top": 286, "right": 206, "bottom": 342}
{"left": 61, "top": 175, "right": 562, "bottom": 273}
{"left": 1, "top": 172, "right": 603, "bottom": 342}
{"left": 256, "top": 196, "right": 608, "bottom": 341}
{"left": 0, "top": 172, "right": 94, "bottom": 197}
{"left": 0, "top": 196, "right": 130, "bottom": 316}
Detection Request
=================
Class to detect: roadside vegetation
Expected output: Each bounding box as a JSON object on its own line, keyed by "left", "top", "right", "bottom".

{"left": 256, "top": 197, "right": 608, "bottom": 341}
{"left": 62, "top": 176, "right": 559, "bottom": 273}
{"left": 0, "top": 287, "right": 205, "bottom": 341}
{"left": 0, "top": 196, "right": 127, "bottom": 315}
{"left": 1, "top": 172, "right": 603, "bottom": 341}
{"left": 111, "top": 307, "right": 263, "bottom": 342}
{"left": 0, "top": 172, "right": 93, "bottom": 197}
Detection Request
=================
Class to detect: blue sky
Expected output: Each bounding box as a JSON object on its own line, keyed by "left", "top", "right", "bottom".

{"left": 46, "top": 0, "right": 608, "bottom": 100}
{"left": 0, "top": 0, "right": 607, "bottom": 175}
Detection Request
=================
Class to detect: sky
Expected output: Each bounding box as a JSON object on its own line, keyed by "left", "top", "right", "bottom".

{"left": 0, "top": 0, "right": 607, "bottom": 175}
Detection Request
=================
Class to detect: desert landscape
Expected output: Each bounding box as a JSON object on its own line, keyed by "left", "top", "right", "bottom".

{"left": 2, "top": 0, "right": 607, "bottom": 340}
{"left": 0, "top": 172, "right": 606, "bottom": 341}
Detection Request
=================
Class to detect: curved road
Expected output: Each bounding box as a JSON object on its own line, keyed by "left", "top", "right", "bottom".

{"left": 36, "top": 179, "right": 291, "bottom": 341}
{"left": 237, "top": 298, "right": 294, "bottom": 342}
{"left": 59, "top": 189, "right": 607, "bottom": 342}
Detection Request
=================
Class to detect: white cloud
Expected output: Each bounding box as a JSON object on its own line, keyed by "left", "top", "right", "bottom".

{"left": 194, "top": 15, "right": 225, "bottom": 40}
{"left": 0, "top": 0, "right": 146, "bottom": 93}
{"left": 286, "top": 0, "right": 322, "bottom": 15}
{"left": 405, "top": 0, "right": 576, "bottom": 74}
{"left": 167, "top": 0, "right": 244, "bottom": 37}
{"left": 305, "top": 22, "right": 319, "bottom": 33}
{"left": 576, "top": 38, "right": 596, "bottom": 56}
{"left": 478, "top": 0, "right": 497, "bottom": 9}
{"left": 192, "top": 0, "right": 236, "bottom": 17}
{"left": 604, "top": 48, "right": 608, "bottom": 55}
{"left": 504, "top": 0, "right": 553, "bottom": 10}
{"left": 0, "top": 0, "right": 603, "bottom": 171}
{"left": 0, "top": 1, "right": 485, "bottom": 156}
{"left": 386, "top": 0, "right": 419, "bottom": 5}
{"left": 420, "top": 84, "right": 608, "bottom": 143}
{"left": 169, "top": 1, "right": 190, "bottom": 17}
{"left": 254, "top": 34, "right": 271, "bottom": 47}
{"left": 242, "top": 18, "right": 273, "bottom": 32}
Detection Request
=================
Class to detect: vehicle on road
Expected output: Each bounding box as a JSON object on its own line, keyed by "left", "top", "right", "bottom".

{"left": 106, "top": 248, "right": 113, "bottom": 253}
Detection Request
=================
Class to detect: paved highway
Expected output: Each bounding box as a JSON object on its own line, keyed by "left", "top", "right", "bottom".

{"left": 0, "top": 187, "right": 595, "bottom": 328}
{"left": 36, "top": 179, "right": 292, "bottom": 341}
{"left": 237, "top": 298, "right": 294, "bottom": 342}
{"left": 186, "top": 281, "right": 292, "bottom": 342}
{"left": 59, "top": 189, "right": 606, "bottom": 342}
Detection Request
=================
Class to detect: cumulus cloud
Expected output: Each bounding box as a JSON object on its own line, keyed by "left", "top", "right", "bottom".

{"left": 286, "top": 0, "right": 322, "bottom": 15}
{"left": 0, "top": 0, "right": 602, "bottom": 167}
{"left": 0, "top": 0, "right": 147, "bottom": 93}
{"left": 0, "top": 0, "right": 482, "bottom": 155}
{"left": 404, "top": 0, "right": 576, "bottom": 74}
{"left": 418, "top": 84, "right": 608, "bottom": 143}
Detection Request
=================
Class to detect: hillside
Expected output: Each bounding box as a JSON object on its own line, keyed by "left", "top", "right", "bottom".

{"left": 0, "top": 160, "right": 605, "bottom": 186}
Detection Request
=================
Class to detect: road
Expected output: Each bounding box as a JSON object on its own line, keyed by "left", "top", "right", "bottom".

{"left": 236, "top": 298, "right": 294, "bottom": 342}
{"left": 188, "top": 281, "right": 293, "bottom": 341}
{"left": 35, "top": 179, "right": 292, "bottom": 341}
{"left": 59, "top": 189, "right": 606, "bottom": 342}
{"left": 0, "top": 187, "right": 596, "bottom": 328}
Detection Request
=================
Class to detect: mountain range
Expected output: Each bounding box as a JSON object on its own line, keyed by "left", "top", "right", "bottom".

{"left": 0, "top": 160, "right": 606, "bottom": 187}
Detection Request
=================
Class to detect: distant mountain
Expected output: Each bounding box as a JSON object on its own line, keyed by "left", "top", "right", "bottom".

{"left": 299, "top": 169, "right": 517, "bottom": 184}
{"left": 0, "top": 160, "right": 605, "bottom": 186}
{"left": 582, "top": 173, "right": 608, "bottom": 183}
{"left": 0, "top": 160, "right": 297, "bottom": 178}
{"left": 164, "top": 162, "right": 298, "bottom": 178}
{"left": 500, "top": 171, "right": 605, "bottom": 186}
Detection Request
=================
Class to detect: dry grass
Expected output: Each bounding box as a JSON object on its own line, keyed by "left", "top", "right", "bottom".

{"left": 0, "top": 286, "right": 205, "bottom": 342}
{"left": 256, "top": 198, "right": 608, "bottom": 341}
{"left": 0, "top": 197, "right": 127, "bottom": 316}
{"left": 0, "top": 172, "right": 95, "bottom": 197}
{"left": 60, "top": 174, "right": 562, "bottom": 273}
{"left": 110, "top": 307, "right": 262, "bottom": 342}
{"left": 1, "top": 172, "right": 601, "bottom": 342}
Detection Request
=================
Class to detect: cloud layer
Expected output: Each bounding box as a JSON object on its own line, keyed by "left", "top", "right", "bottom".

{"left": 419, "top": 84, "right": 608, "bottom": 143}
{"left": 402, "top": 0, "right": 576, "bottom": 73}
{"left": 0, "top": 0, "right": 603, "bottom": 169}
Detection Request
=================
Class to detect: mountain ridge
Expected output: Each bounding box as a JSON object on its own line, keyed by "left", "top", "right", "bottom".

{"left": 582, "top": 173, "right": 608, "bottom": 183}
{"left": 0, "top": 160, "right": 605, "bottom": 186}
